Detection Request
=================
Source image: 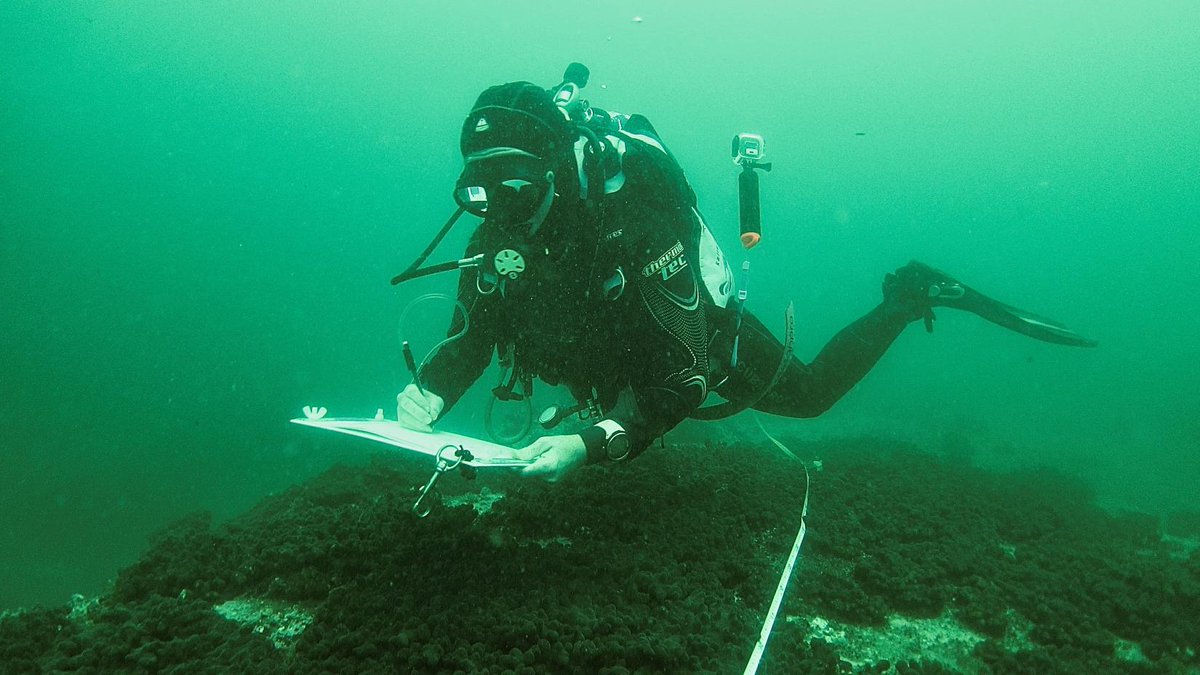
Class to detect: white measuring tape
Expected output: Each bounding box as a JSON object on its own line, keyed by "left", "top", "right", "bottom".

{"left": 742, "top": 416, "right": 812, "bottom": 675}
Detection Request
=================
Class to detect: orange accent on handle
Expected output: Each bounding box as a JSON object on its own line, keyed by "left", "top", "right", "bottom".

{"left": 740, "top": 232, "right": 762, "bottom": 249}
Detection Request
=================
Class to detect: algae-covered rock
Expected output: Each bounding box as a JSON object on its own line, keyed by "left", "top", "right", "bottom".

{"left": 1, "top": 438, "right": 1197, "bottom": 673}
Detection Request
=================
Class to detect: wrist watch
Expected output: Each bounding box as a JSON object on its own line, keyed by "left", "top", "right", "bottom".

{"left": 595, "top": 420, "right": 631, "bottom": 462}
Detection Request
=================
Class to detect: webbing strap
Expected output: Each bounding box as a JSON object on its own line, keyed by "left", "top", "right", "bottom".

{"left": 691, "top": 301, "right": 795, "bottom": 421}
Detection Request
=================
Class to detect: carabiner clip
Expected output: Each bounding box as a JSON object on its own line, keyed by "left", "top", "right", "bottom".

{"left": 412, "top": 445, "right": 468, "bottom": 518}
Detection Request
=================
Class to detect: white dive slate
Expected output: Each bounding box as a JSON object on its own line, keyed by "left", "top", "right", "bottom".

{"left": 291, "top": 408, "right": 531, "bottom": 468}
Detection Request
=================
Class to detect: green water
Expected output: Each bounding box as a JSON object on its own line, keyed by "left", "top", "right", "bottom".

{"left": 2, "top": 1, "right": 1197, "bottom": 610}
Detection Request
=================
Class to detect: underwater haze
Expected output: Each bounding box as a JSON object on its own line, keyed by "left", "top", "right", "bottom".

{"left": 2, "top": 0, "right": 1198, "bottom": 614}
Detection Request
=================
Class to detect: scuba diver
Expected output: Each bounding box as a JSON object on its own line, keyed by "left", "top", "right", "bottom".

{"left": 393, "top": 65, "right": 1095, "bottom": 482}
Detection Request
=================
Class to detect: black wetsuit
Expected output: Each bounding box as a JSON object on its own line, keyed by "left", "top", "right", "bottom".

{"left": 714, "top": 304, "right": 908, "bottom": 418}
{"left": 420, "top": 131, "right": 910, "bottom": 461}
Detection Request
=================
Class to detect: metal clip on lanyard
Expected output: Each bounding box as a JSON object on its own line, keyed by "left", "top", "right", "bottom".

{"left": 730, "top": 261, "right": 751, "bottom": 368}
{"left": 412, "top": 444, "right": 475, "bottom": 518}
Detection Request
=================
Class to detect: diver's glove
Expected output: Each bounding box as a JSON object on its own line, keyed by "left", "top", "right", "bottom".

{"left": 396, "top": 383, "right": 445, "bottom": 432}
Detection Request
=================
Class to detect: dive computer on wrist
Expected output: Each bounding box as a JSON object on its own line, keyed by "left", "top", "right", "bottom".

{"left": 595, "top": 419, "right": 631, "bottom": 462}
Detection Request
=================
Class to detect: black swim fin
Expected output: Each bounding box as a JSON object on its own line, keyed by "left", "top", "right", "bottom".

{"left": 891, "top": 261, "right": 1098, "bottom": 348}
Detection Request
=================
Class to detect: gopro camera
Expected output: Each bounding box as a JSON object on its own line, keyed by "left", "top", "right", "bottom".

{"left": 732, "top": 132, "right": 771, "bottom": 249}
{"left": 732, "top": 133, "right": 766, "bottom": 166}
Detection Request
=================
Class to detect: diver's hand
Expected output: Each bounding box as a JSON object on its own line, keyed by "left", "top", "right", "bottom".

{"left": 515, "top": 434, "right": 586, "bottom": 483}
{"left": 396, "top": 384, "right": 444, "bottom": 432}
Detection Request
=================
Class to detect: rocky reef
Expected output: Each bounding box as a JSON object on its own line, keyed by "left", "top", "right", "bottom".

{"left": 2, "top": 437, "right": 1196, "bottom": 673}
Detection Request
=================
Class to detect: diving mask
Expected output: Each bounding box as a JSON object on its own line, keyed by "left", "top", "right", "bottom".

{"left": 453, "top": 150, "right": 555, "bottom": 227}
